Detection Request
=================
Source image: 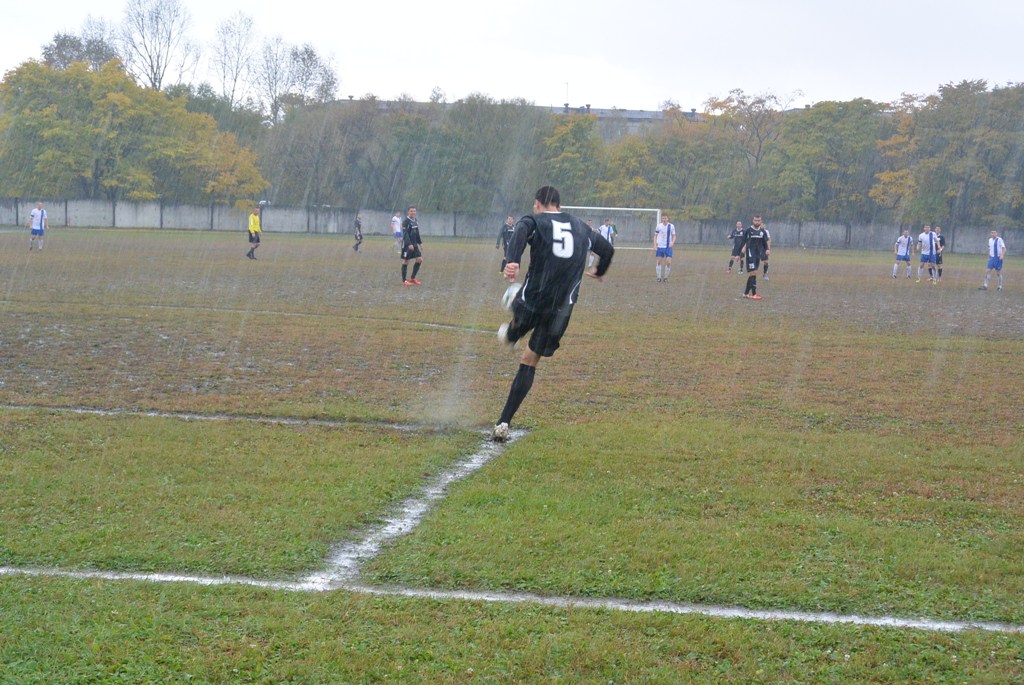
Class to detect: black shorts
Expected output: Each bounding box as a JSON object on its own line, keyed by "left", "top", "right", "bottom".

{"left": 746, "top": 255, "right": 761, "bottom": 272}
{"left": 249, "top": 232, "right": 260, "bottom": 244}
{"left": 935, "top": 253, "right": 943, "bottom": 265}
{"left": 401, "top": 245, "right": 422, "bottom": 260}
{"left": 731, "top": 246, "right": 743, "bottom": 257}
{"left": 507, "top": 300, "right": 574, "bottom": 358}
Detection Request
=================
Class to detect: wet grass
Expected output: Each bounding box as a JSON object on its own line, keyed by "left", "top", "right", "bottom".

{"left": 0, "top": 410, "right": 477, "bottom": 577}
{"left": 366, "top": 417, "right": 1023, "bottom": 623}
{"left": 0, "top": 228, "right": 1022, "bottom": 681}
{"left": 1, "top": 579, "right": 1022, "bottom": 684}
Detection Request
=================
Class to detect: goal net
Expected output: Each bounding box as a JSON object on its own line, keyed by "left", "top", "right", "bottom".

{"left": 561, "top": 206, "right": 662, "bottom": 246}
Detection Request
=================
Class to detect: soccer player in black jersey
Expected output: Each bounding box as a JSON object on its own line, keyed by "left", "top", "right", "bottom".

{"left": 353, "top": 213, "right": 363, "bottom": 252}
{"left": 726, "top": 221, "right": 745, "bottom": 273}
{"left": 401, "top": 207, "right": 423, "bottom": 285}
{"left": 934, "top": 225, "right": 945, "bottom": 282}
{"left": 740, "top": 215, "right": 768, "bottom": 299}
{"left": 491, "top": 186, "right": 615, "bottom": 441}
{"left": 496, "top": 215, "right": 515, "bottom": 273}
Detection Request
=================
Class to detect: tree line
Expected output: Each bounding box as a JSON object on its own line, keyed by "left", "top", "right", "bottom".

{"left": 1, "top": 1, "right": 1022, "bottom": 227}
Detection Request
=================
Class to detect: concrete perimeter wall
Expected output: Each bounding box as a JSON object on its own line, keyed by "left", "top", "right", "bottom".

{"left": 0, "top": 197, "right": 1018, "bottom": 255}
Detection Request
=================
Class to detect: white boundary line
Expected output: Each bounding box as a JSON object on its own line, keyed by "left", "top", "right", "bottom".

{"left": 1, "top": 563, "right": 1019, "bottom": 635}
{"left": 0, "top": 404, "right": 432, "bottom": 432}
{"left": 1, "top": 406, "right": 1021, "bottom": 635}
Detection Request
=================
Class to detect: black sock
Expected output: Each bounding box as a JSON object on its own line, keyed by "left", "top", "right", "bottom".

{"left": 938, "top": 268, "right": 943, "bottom": 278}
{"left": 728, "top": 259, "right": 734, "bottom": 269}
{"left": 745, "top": 275, "right": 755, "bottom": 294}
{"left": 499, "top": 364, "right": 536, "bottom": 425}
{"left": 401, "top": 264, "right": 408, "bottom": 281}
{"left": 763, "top": 264, "right": 769, "bottom": 275}
{"left": 411, "top": 262, "right": 421, "bottom": 279}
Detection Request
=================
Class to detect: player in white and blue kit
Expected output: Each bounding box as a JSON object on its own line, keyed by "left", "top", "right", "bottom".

{"left": 653, "top": 214, "right": 675, "bottom": 282}
{"left": 916, "top": 224, "right": 938, "bottom": 284}
{"left": 979, "top": 230, "right": 1007, "bottom": 291}
{"left": 28, "top": 201, "right": 47, "bottom": 251}
{"left": 589, "top": 218, "right": 616, "bottom": 267}
{"left": 892, "top": 229, "right": 914, "bottom": 278}
{"left": 391, "top": 211, "right": 403, "bottom": 252}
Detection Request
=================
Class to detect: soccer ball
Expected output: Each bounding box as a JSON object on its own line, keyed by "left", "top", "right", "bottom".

{"left": 501, "top": 283, "right": 522, "bottom": 311}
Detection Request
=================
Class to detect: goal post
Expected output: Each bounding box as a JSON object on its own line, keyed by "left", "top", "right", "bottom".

{"left": 561, "top": 206, "right": 662, "bottom": 245}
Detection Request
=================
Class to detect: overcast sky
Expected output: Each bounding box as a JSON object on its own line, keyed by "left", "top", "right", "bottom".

{"left": 2, "top": 0, "right": 1021, "bottom": 111}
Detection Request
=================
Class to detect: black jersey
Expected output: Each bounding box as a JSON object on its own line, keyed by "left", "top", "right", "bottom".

{"left": 497, "top": 221, "right": 515, "bottom": 248}
{"left": 728, "top": 227, "right": 745, "bottom": 251}
{"left": 740, "top": 225, "right": 768, "bottom": 259}
{"left": 401, "top": 216, "right": 421, "bottom": 249}
{"left": 506, "top": 211, "right": 614, "bottom": 314}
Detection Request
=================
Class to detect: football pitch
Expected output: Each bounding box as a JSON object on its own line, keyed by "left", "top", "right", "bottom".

{"left": 1, "top": 228, "right": 1022, "bottom": 683}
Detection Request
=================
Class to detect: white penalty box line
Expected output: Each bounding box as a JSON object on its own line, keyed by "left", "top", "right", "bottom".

{"left": 563, "top": 205, "right": 661, "bottom": 220}
{"left": 0, "top": 406, "right": 1021, "bottom": 635}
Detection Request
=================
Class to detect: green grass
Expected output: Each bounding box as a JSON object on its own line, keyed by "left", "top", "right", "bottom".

{"left": 1, "top": 580, "right": 1022, "bottom": 684}
{"left": 0, "top": 410, "right": 477, "bottom": 577}
{"left": 0, "top": 228, "right": 1022, "bottom": 682}
{"left": 365, "top": 417, "right": 1023, "bottom": 623}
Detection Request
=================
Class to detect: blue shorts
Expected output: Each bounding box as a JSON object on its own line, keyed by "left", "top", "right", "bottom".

{"left": 31, "top": 228, "right": 44, "bottom": 236}
{"left": 987, "top": 257, "right": 1003, "bottom": 271}
{"left": 896, "top": 254, "right": 910, "bottom": 262}
{"left": 656, "top": 247, "right": 673, "bottom": 258}
{"left": 920, "top": 254, "right": 936, "bottom": 264}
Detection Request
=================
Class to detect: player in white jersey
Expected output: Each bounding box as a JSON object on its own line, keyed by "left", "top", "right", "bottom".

{"left": 979, "top": 230, "right": 1007, "bottom": 291}
{"left": 892, "top": 229, "right": 914, "bottom": 278}
{"left": 391, "top": 211, "right": 403, "bottom": 252}
{"left": 653, "top": 214, "right": 676, "bottom": 282}
{"left": 916, "top": 224, "right": 939, "bottom": 284}
{"left": 589, "top": 218, "right": 615, "bottom": 267}
{"left": 28, "top": 201, "right": 48, "bottom": 250}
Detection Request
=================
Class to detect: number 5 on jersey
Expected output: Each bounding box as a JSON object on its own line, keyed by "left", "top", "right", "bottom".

{"left": 552, "top": 221, "right": 574, "bottom": 258}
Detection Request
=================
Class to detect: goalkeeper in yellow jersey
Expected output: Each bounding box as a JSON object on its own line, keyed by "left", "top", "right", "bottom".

{"left": 246, "top": 206, "right": 262, "bottom": 260}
